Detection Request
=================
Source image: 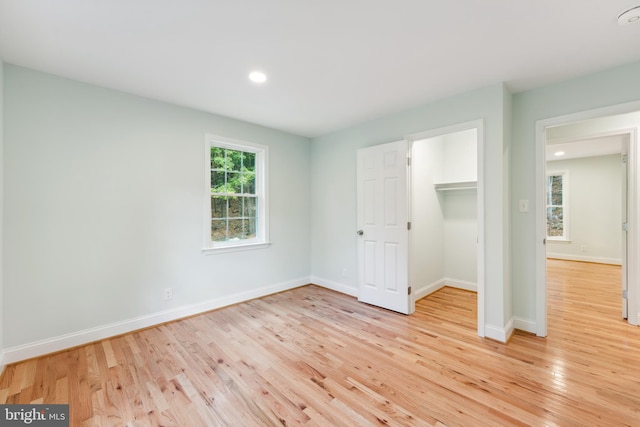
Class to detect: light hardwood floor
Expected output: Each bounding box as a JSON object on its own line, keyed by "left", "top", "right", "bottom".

{"left": 1, "top": 259, "right": 639, "bottom": 426}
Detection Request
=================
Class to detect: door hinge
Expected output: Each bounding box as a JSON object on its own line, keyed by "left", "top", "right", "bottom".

{"left": 407, "top": 222, "right": 412, "bottom": 230}
{"left": 407, "top": 157, "right": 411, "bottom": 166}
{"left": 623, "top": 222, "right": 629, "bottom": 232}
{"left": 623, "top": 290, "right": 628, "bottom": 299}
{"left": 622, "top": 154, "right": 628, "bottom": 164}
{"left": 543, "top": 238, "right": 546, "bottom": 245}
{"left": 408, "top": 286, "right": 412, "bottom": 295}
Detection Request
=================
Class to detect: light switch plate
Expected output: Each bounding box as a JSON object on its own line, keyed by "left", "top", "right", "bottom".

{"left": 519, "top": 200, "right": 529, "bottom": 213}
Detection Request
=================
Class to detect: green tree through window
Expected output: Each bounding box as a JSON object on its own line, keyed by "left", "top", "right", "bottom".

{"left": 210, "top": 147, "right": 257, "bottom": 241}
{"left": 204, "top": 134, "right": 268, "bottom": 253}
{"left": 546, "top": 172, "right": 567, "bottom": 239}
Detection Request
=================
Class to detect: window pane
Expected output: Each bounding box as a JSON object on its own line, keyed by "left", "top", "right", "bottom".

{"left": 547, "top": 207, "right": 564, "bottom": 237}
{"left": 243, "top": 152, "right": 256, "bottom": 172}
{"left": 211, "top": 196, "right": 226, "bottom": 219}
{"left": 242, "top": 172, "right": 255, "bottom": 194}
{"left": 228, "top": 219, "right": 245, "bottom": 240}
{"left": 226, "top": 149, "right": 242, "bottom": 172}
{"left": 211, "top": 170, "right": 226, "bottom": 191}
{"left": 226, "top": 172, "right": 242, "bottom": 193}
{"left": 244, "top": 218, "right": 257, "bottom": 239}
{"left": 211, "top": 220, "right": 228, "bottom": 241}
{"left": 211, "top": 147, "right": 226, "bottom": 170}
{"left": 245, "top": 197, "right": 257, "bottom": 218}
{"left": 550, "top": 175, "right": 563, "bottom": 205}
{"left": 228, "top": 196, "right": 242, "bottom": 217}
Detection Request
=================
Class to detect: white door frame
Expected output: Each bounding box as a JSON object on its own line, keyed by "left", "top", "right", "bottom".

{"left": 535, "top": 102, "right": 640, "bottom": 336}
{"left": 406, "top": 119, "right": 486, "bottom": 337}
{"left": 622, "top": 133, "right": 630, "bottom": 320}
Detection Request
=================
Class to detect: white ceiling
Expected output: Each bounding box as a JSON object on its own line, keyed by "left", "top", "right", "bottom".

{"left": 546, "top": 135, "right": 624, "bottom": 162}
{"left": 1, "top": 1, "right": 640, "bottom": 138}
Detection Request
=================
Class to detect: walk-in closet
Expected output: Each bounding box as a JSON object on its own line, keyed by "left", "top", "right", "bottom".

{"left": 411, "top": 129, "right": 478, "bottom": 300}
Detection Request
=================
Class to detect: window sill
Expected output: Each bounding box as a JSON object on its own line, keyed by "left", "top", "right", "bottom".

{"left": 547, "top": 238, "right": 571, "bottom": 244}
{"left": 202, "top": 242, "right": 271, "bottom": 255}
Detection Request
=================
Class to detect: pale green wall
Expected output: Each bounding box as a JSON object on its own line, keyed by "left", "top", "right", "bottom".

{"left": 3, "top": 64, "right": 311, "bottom": 348}
{"left": 546, "top": 155, "right": 622, "bottom": 263}
{"left": 502, "top": 87, "right": 513, "bottom": 324}
{"left": 4, "top": 57, "right": 640, "bottom": 355}
{"left": 310, "top": 84, "right": 511, "bottom": 335}
{"left": 442, "top": 190, "right": 477, "bottom": 283}
{"left": 511, "top": 61, "right": 640, "bottom": 322}
{"left": 546, "top": 111, "right": 640, "bottom": 140}
{"left": 310, "top": 60, "right": 640, "bottom": 335}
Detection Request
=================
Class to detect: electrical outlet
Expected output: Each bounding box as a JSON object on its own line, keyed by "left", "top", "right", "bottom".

{"left": 164, "top": 288, "right": 173, "bottom": 301}
{"left": 341, "top": 268, "right": 350, "bottom": 278}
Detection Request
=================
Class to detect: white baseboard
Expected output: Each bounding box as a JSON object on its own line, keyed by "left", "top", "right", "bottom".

{"left": 513, "top": 317, "right": 537, "bottom": 334}
{"left": 486, "top": 317, "right": 537, "bottom": 342}
{"left": 442, "top": 278, "right": 477, "bottom": 292}
{"left": 310, "top": 276, "right": 476, "bottom": 302}
{"left": 310, "top": 276, "right": 358, "bottom": 297}
{"left": 547, "top": 253, "right": 622, "bottom": 265}
{"left": 3, "top": 277, "right": 311, "bottom": 365}
{"left": 0, "top": 350, "right": 5, "bottom": 376}
{"left": 484, "top": 317, "right": 514, "bottom": 343}
{"left": 415, "top": 279, "right": 445, "bottom": 300}
{"left": 415, "top": 277, "right": 477, "bottom": 300}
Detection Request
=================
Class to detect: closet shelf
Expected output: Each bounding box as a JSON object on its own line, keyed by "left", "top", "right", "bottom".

{"left": 433, "top": 181, "right": 477, "bottom": 191}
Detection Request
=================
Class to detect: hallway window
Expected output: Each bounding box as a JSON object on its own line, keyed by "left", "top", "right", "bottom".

{"left": 546, "top": 171, "right": 569, "bottom": 241}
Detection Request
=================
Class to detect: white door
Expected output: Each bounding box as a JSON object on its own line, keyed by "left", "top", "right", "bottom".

{"left": 356, "top": 140, "right": 414, "bottom": 314}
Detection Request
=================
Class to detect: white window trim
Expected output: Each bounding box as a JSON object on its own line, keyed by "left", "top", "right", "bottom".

{"left": 546, "top": 170, "right": 570, "bottom": 242}
{"left": 202, "top": 134, "right": 270, "bottom": 255}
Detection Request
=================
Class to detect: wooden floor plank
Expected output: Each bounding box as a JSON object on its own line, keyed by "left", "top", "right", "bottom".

{"left": 1, "top": 259, "right": 639, "bottom": 425}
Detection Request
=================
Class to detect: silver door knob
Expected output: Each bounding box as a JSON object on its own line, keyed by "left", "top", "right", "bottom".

{"left": 357, "top": 230, "right": 364, "bottom": 236}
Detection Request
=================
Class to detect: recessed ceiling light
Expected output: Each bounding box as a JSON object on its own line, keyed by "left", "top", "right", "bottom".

{"left": 249, "top": 71, "right": 267, "bottom": 83}
{"left": 554, "top": 151, "right": 565, "bottom": 157}
{"left": 618, "top": 5, "right": 640, "bottom": 25}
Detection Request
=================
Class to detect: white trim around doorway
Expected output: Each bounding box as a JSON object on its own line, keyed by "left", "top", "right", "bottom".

{"left": 535, "top": 101, "right": 640, "bottom": 337}
{"left": 405, "top": 119, "right": 485, "bottom": 338}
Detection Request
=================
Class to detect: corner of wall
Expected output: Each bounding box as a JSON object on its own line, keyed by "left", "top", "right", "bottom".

{"left": 0, "top": 58, "right": 5, "bottom": 374}
{"left": 512, "top": 316, "right": 537, "bottom": 334}
{"left": 484, "top": 318, "right": 514, "bottom": 343}
{"left": 499, "top": 82, "right": 514, "bottom": 327}
{"left": 310, "top": 276, "right": 358, "bottom": 297}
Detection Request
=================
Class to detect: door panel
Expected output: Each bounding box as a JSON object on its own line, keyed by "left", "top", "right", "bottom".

{"left": 384, "top": 242, "right": 399, "bottom": 291}
{"left": 357, "top": 140, "right": 413, "bottom": 314}
{"left": 384, "top": 177, "right": 399, "bottom": 225}
{"left": 364, "top": 241, "right": 376, "bottom": 286}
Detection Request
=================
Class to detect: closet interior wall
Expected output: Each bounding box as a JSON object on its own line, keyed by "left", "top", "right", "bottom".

{"left": 411, "top": 130, "right": 478, "bottom": 300}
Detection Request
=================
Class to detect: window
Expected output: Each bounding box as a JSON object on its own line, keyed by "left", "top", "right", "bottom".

{"left": 204, "top": 135, "right": 269, "bottom": 253}
{"left": 546, "top": 171, "right": 569, "bottom": 241}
